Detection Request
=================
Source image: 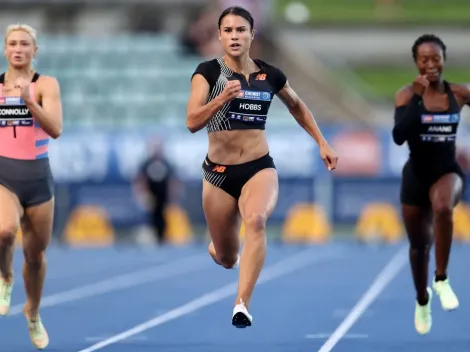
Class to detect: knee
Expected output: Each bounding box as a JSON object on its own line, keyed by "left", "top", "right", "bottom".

{"left": 23, "top": 247, "right": 46, "bottom": 269}
{"left": 409, "top": 241, "right": 431, "bottom": 255}
{"left": 0, "top": 223, "right": 18, "bottom": 247}
{"left": 217, "top": 253, "right": 239, "bottom": 269}
{"left": 408, "top": 229, "right": 432, "bottom": 251}
{"left": 245, "top": 213, "right": 267, "bottom": 234}
{"left": 432, "top": 201, "right": 453, "bottom": 220}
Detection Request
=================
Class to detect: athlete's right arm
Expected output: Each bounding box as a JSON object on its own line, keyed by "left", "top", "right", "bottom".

{"left": 186, "top": 74, "right": 223, "bottom": 133}
{"left": 186, "top": 75, "right": 240, "bottom": 133}
{"left": 392, "top": 86, "right": 422, "bottom": 145}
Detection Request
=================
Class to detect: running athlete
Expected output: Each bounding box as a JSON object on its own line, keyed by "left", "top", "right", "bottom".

{"left": 0, "top": 24, "right": 62, "bottom": 349}
{"left": 393, "top": 34, "right": 470, "bottom": 335}
{"left": 187, "top": 6, "right": 338, "bottom": 328}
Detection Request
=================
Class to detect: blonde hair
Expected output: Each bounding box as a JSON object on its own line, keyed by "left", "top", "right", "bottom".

{"left": 5, "top": 24, "right": 37, "bottom": 45}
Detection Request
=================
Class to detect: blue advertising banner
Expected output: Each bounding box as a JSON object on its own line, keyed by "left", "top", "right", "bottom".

{"left": 47, "top": 124, "right": 470, "bottom": 230}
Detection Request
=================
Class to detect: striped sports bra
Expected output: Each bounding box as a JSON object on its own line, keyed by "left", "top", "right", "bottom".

{"left": 0, "top": 72, "right": 50, "bottom": 160}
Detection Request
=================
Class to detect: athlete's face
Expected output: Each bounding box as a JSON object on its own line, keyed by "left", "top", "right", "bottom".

{"left": 415, "top": 42, "right": 444, "bottom": 83}
{"left": 218, "top": 15, "right": 254, "bottom": 57}
{"left": 4, "top": 30, "right": 37, "bottom": 69}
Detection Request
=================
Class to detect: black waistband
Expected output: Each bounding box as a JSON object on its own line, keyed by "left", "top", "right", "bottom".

{"left": 205, "top": 153, "right": 271, "bottom": 168}
{"left": 0, "top": 155, "right": 51, "bottom": 180}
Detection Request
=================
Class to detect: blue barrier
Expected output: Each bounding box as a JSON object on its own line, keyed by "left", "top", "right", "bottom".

{"left": 331, "top": 175, "right": 470, "bottom": 225}
{"left": 53, "top": 177, "right": 315, "bottom": 231}
{"left": 46, "top": 125, "right": 470, "bottom": 234}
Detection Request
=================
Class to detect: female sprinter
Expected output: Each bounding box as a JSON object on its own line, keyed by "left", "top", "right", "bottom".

{"left": 393, "top": 34, "right": 470, "bottom": 335}
{"left": 0, "top": 24, "right": 62, "bottom": 348}
{"left": 186, "top": 6, "right": 338, "bottom": 328}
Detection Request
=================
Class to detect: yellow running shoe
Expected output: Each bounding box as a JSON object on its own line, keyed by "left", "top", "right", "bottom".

{"left": 26, "top": 315, "right": 49, "bottom": 350}
{"left": 415, "top": 287, "right": 432, "bottom": 335}
{"left": 0, "top": 276, "right": 13, "bottom": 316}
{"left": 433, "top": 277, "right": 459, "bottom": 311}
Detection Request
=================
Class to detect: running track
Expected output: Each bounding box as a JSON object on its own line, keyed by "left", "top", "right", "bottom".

{"left": 1, "top": 239, "right": 469, "bottom": 351}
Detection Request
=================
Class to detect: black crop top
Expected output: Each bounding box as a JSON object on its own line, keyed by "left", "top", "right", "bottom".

{"left": 393, "top": 81, "right": 462, "bottom": 177}
{"left": 191, "top": 57, "right": 287, "bottom": 133}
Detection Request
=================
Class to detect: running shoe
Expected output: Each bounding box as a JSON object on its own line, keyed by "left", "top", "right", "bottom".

{"left": 0, "top": 276, "right": 13, "bottom": 316}
{"left": 26, "top": 314, "right": 49, "bottom": 350}
{"left": 415, "top": 287, "right": 432, "bottom": 335}
{"left": 232, "top": 299, "right": 252, "bottom": 328}
{"left": 433, "top": 277, "right": 459, "bottom": 311}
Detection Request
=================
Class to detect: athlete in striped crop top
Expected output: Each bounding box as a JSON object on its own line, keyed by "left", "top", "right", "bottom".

{"left": 186, "top": 6, "right": 338, "bottom": 328}
{"left": 0, "top": 24, "right": 63, "bottom": 350}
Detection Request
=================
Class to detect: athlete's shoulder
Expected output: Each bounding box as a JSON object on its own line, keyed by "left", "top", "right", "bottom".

{"left": 394, "top": 84, "right": 413, "bottom": 106}
{"left": 253, "top": 58, "right": 275, "bottom": 68}
{"left": 36, "top": 74, "right": 59, "bottom": 86}
{"left": 191, "top": 59, "right": 220, "bottom": 86}
{"left": 193, "top": 58, "right": 219, "bottom": 71}
{"left": 35, "top": 74, "right": 60, "bottom": 97}
{"left": 253, "top": 59, "right": 287, "bottom": 93}
{"left": 449, "top": 82, "right": 470, "bottom": 105}
{"left": 254, "top": 58, "right": 285, "bottom": 76}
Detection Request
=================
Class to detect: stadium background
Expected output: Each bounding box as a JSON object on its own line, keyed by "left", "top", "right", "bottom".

{"left": 3, "top": 1, "right": 470, "bottom": 351}
{"left": 3, "top": 0, "right": 470, "bottom": 245}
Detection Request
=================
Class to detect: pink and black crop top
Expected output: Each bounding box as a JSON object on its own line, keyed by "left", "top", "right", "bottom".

{"left": 0, "top": 73, "right": 49, "bottom": 160}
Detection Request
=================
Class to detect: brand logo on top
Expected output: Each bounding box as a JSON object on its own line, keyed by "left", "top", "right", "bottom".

{"left": 237, "top": 90, "right": 271, "bottom": 101}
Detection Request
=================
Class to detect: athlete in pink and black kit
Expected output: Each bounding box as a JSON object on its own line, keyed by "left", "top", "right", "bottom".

{"left": 0, "top": 24, "right": 62, "bottom": 349}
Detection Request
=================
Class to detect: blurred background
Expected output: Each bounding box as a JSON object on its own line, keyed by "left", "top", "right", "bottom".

{"left": 5, "top": 0, "right": 470, "bottom": 247}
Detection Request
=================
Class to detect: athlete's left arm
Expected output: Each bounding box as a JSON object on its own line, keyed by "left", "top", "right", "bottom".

{"left": 277, "top": 81, "right": 338, "bottom": 170}
{"left": 453, "top": 84, "right": 470, "bottom": 108}
{"left": 24, "top": 76, "right": 63, "bottom": 139}
{"left": 465, "top": 84, "right": 470, "bottom": 107}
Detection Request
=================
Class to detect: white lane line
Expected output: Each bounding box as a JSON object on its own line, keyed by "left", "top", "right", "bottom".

{"left": 317, "top": 245, "right": 408, "bottom": 352}
{"left": 9, "top": 253, "right": 209, "bottom": 315}
{"left": 77, "top": 248, "right": 346, "bottom": 352}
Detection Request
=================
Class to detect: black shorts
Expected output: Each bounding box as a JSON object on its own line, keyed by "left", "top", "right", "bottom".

{"left": 202, "top": 153, "right": 276, "bottom": 199}
{"left": 400, "top": 159, "right": 465, "bottom": 207}
{"left": 0, "top": 156, "right": 54, "bottom": 208}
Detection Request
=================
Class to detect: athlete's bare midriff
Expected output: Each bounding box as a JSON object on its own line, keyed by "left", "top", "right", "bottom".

{"left": 207, "top": 129, "right": 269, "bottom": 165}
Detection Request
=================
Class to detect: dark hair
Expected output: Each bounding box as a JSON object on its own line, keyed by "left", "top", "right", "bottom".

{"left": 412, "top": 34, "right": 447, "bottom": 61}
{"left": 218, "top": 6, "right": 254, "bottom": 30}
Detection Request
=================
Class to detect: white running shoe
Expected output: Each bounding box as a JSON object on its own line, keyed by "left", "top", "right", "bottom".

{"left": 433, "top": 277, "right": 459, "bottom": 311}
{"left": 0, "top": 276, "right": 13, "bottom": 316}
{"left": 232, "top": 299, "right": 252, "bottom": 328}
{"left": 415, "top": 287, "right": 432, "bottom": 335}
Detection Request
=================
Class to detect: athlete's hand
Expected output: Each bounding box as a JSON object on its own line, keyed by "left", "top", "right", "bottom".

{"left": 14, "top": 77, "right": 32, "bottom": 102}
{"left": 319, "top": 143, "right": 338, "bottom": 171}
{"left": 412, "top": 75, "right": 429, "bottom": 96}
{"left": 220, "top": 80, "right": 241, "bottom": 103}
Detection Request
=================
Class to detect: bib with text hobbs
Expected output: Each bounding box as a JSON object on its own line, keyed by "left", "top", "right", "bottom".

{"left": 228, "top": 89, "right": 272, "bottom": 125}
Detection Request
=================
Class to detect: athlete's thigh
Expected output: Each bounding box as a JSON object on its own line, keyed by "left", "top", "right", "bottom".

{"left": 238, "top": 168, "right": 278, "bottom": 223}
{"left": 21, "top": 198, "right": 54, "bottom": 254}
{"left": 0, "top": 185, "right": 22, "bottom": 238}
{"left": 203, "top": 180, "right": 241, "bottom": 254}
{"left": 429, "top": 173, "right": 463, "bottom": 209}
{"left": 402, "top": 204, "right": 433, "bottom": 246}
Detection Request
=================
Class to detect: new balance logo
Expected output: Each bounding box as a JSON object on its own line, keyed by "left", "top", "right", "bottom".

{"left": 212, "top": 165, "right": 226, "bottom": 173}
